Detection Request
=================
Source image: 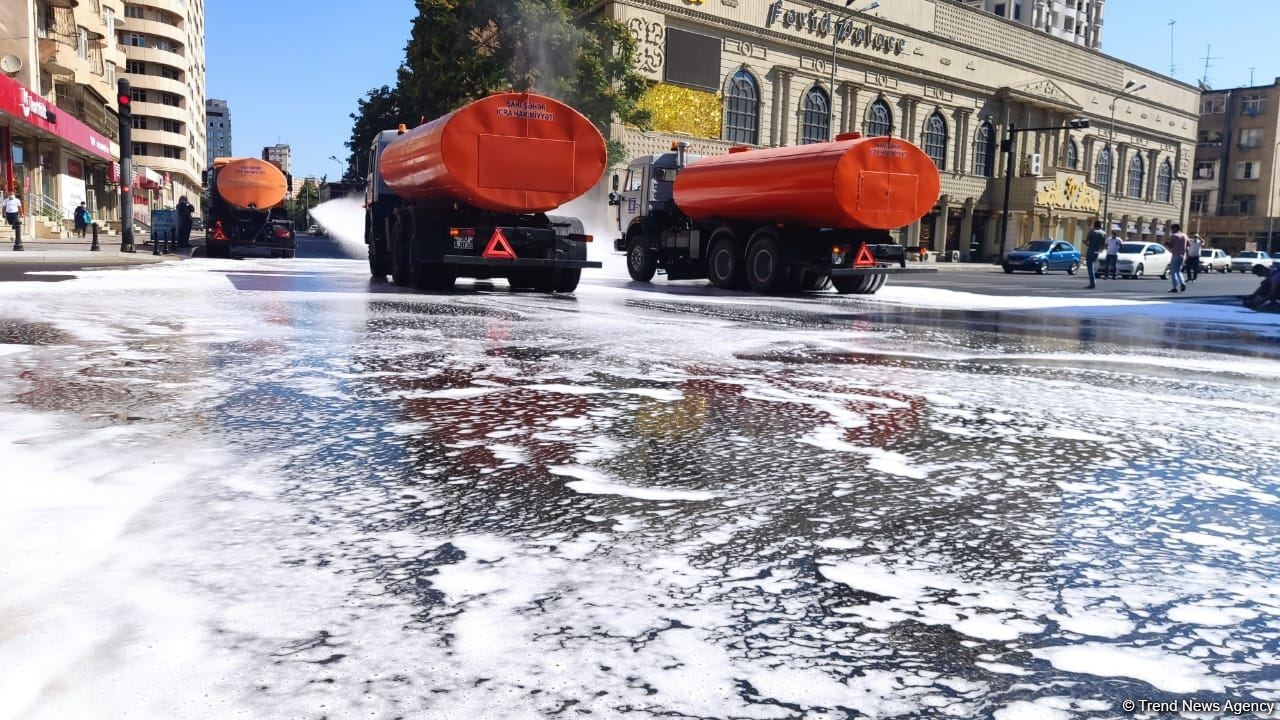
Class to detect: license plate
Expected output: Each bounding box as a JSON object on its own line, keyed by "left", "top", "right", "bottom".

{"left": 453, "top": 237, "right": 474, "bottom": 250}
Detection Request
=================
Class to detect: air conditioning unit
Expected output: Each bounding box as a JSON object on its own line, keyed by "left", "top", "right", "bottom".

{"left": 1024, "top": 152, "right": 1042, "bottom": 176}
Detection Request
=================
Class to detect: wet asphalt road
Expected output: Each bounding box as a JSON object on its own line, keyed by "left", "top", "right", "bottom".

{"left": 2, "top": 235, "right": 1279, "bottom": 719}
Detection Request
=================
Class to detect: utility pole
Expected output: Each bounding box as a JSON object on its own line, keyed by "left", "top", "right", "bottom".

{"left": 1168, "top": 20, "right": 1176, "bottom": 77}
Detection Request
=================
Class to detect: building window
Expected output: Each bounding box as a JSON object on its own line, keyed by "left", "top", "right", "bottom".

{"left": 162, "top": 146, "right": 182, "bottom": 159}
{"left": 161, "top": 93, "right": 181, "bottom": 107}
{"left": 1237, "top": 161, "right": 1259, "bottom": 180}
{"left": 130, "top": 88, "right": 148, "bottom": 102}
{"left": 105, "top": 61, "right": 115, "bottom": 86}
{"left": 922, "top": 112, "right": 947, "bottom": 169}
{"left": 1238, "top": 128, "right": 1263, "bottom": 148}
{"left": 994, "top": 3, "right": 1006, "bottom": 16}
{"left": 724, "top": 70, "right": 759, "bottom": 145}
{"left": 76, "top": 26, "right": 88, "bottom": 59}
{"left": 1095, "top": 145, "right": 1112, "bottom": 193}
{"left": 126, "top": 59, "right": 145, "bottom": 74}
{"left": 1201, "top": 96, "right": 1226, "bottom": 114}
{"left": 1127, "top": 155, "right": 1144, "bottom": 198}
{"left": 131, "top": 116, "right": 147, "bottom": 130}
{"left": 132, "top": 142, "right": 148, "bottom": 156}
{"left": 1195, "top": 160, "right": 1215, "bottom": 179}
{"left": 1157, "top": 159, "right": 1173, "bottom": 203}
{"left": 866, "top": 99, "right": 892, "bottom": 136}
{"left": 123, "top": 33, "right": 146, "bottom": 47}
{"left": 800, "top": 86, "right": 830, "bottom": 145}
{"left": 973, "top": 122, "right": 995, "bottom": 177}
{"left": 1198, "top": 130, "right": 1223, "bottom": 145}
{"left": 162, "top": 119, "right": 183, "bottom": 133}
{"left": 1233, "top": 195, "right": 1256, "bottom": 215}
{"left": 1242, "top": 94, "right": 1266, "bottom": 116}
{"left": 1190, "top": 192, "right": 1208, "bottom": 215}
{"left": 1065, "top": 138, "right": 1078, "bottom": 169}
{"left": 125, "top": 5, "right": 145, "bottom": 19}
{"left": 1013, "top": 3, "right": 1022, "bottom": 20}
{"left": 159, "top": 65, "right": 181, "bottom": 80}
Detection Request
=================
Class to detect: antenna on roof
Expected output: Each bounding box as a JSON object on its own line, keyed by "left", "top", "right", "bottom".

{"left": 1168, "top": 20, "right": 1175, "bottom": 77}
{"left": 1200, "top": 44, "right": 1222, "bottom": 87}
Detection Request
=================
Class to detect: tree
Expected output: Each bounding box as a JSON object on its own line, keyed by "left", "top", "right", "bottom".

{"left": 349, "top": 0, "right": 650, "bottom": 170}
{"left": 285, "top": 178, "right": 321, "bottom": 228}
{"left": 343, "top": 86, "right": 406, "bottom": 185}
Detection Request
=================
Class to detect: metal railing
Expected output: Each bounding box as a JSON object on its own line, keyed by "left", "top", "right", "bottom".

{"left": 34, "top": 194, "right": 65, "bottom": 223}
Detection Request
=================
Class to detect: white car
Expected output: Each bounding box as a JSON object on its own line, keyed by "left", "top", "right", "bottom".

{"left": 1198, "top": 248, "right": 1230, "bottom": 273}
{"left": 1112, "top": 242, "right": 1171, "bottom": 279}
{"left": 1229, "top": 250, "right": 1271, "bottom": 273}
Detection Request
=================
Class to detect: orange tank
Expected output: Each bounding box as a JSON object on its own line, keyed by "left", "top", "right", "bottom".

{"left": 378, "top": 92, "right": 606, "bottom": 214}
{"left": 214, "top": 158, "right": 288, "bottom": 210}
{"left": 673, "top": 134, "right": 942, "bottom": 231}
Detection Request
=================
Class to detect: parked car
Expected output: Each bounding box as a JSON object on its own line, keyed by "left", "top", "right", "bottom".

{"left": 1113, "top": 241, "right": 1171, "bottom": 279}
{"left": 306, "top": 224, "right": 321, "bottom": 235}
{"left": 1002, "top": 240, "right": 1081, "bottom": 275}
{"left": 1229, "top": 250, "right": 1271, "bottom": 272}
{"left": 191, "top": 217, "right": 204, "bottom": 232}
{"left": 1198, "top": 248, "right": 1230, "bottom": 273}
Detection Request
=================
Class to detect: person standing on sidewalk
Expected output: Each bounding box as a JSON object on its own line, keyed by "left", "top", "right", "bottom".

{"left": 1084, "top": 221, "right": 1106, "bottom": 289}
{"left": 1104, "top": 229, "right": 1122, "bottom": 279}
{"left": 2, "top": 192, "right": 20, "bottom": 229}
{"left": 176, "top": 196, "right": 194, "bottom": 248}
{"left": 1167, "top": 223, "right": 1189, "bottom": 293}
{"left": 1186, "top": 234, "right": 1203, "bottom": 283}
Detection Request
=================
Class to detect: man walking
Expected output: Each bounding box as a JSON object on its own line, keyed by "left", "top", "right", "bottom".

{"left": 1186, "top": 234, "right": 1203, "bottom": 283}
{"left": 1084, "top": 220, "right": 1106, "bottom": 289}
{"left": 1167, "top": 223, "right": 1189, "bottom": 293}
{"left": 1104, "top": 229, "right": 1122, "bottom": 279}
{"left": 176, "top": 195, "right": 194, "bottom": 248}
{"left": 3, "top": 192, "right": 20, "bottom": 229}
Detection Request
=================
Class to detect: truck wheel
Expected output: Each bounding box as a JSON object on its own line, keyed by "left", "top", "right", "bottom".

{"left": 390, "top": 218, "right": 414, "bottom": 288}
{"left": 282, "top": 249, "right": 295, "bottom": 259}
{"left": 415, "top": 263, "right": 456, "bottom": 292}
{"left": 707, "top": 233, "right": 744, "bottom": 290}
{"left": 626, "top": 233, "right": 656, "bottom": 282}
{"left": 832, "top": 274, "right": 882, "bottom": 294}
{"left": 555, "top": 269, "right": 582, "bottom": 293}
{"left": 800, "top": 271, "right": 831, "bottom": 292}
{"left": 746, "top": 232, "right": 786, "bottom": 293}
{"left": 507, "top": 270, "right": 534, "bottom": 291}
{"left": 367, "top": 223, "right": 388, "bottom": 278}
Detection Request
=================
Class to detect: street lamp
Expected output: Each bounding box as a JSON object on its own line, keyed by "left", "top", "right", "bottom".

{"left": 329, "top": 155, "right": 345, "bottom": 181}
{"left": 998, "top": 117, "right": 1091, "bottom": 258}
{"left": 1101, "top": 80, "right": 1146, "bottom": 235}
{"left": 829, "top": 1, "right": 880, "bottom": 140}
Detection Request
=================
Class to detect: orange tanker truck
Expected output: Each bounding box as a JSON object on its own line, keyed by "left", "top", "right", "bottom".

{"left": 609, "top": 134, "right": 942, "bottom": 294}
{"left": 364, "top": 92, "right": 604, "bottom": 292}
{"left": 202, "top": 157, "right": 296, "bottom": 259}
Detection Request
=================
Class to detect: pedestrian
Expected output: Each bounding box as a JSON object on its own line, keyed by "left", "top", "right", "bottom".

{"left": 1084, "top": 220, "right": 1106, "bottom": 289}
{"left": 1186, "top": 233, "right": 1203, "bottom": 283}
{"left": 2, "top": 192, "right": 21, "bottom": 229}
{"left": 73, "top": 201, "right": 89, "bottom": 238}
{"left": 1166, "top": 223, "right": 1189, "bottom": 293}
{"left": 176, "top": 195, "right": 194, "bottom": 248}
{"left": 1104, "top": 228, "right": 1122, "bottom": 279}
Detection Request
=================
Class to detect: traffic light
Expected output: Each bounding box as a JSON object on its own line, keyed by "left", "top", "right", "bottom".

{"left": 117, "top": 78, "right": 131, "bottom": 124}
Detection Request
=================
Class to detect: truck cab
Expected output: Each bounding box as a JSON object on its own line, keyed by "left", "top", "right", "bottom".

{"left": 610, "top": 151, "right": 696, "bottom": 251}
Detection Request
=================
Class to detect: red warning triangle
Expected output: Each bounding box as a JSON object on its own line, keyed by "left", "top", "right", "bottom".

{"left": 212, "top": 221, "right": 227, "bottom": 241}
{"left": 482, "top": 228, "right": 517, "bottom": 260}
{"left": 853, "top": 244, "right": 876, "bottom": 267}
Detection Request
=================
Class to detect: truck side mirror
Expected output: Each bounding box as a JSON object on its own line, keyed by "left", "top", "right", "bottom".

{"left": 607, "top": 192, "right": 621, "bottom": 207}
{"left": 611, "top": 174, "right": 619, "bottom": 192}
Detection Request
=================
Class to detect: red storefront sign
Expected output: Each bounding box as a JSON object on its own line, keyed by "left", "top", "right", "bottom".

{"left": 0, "top": 73, "right": 112, "bottom": 161}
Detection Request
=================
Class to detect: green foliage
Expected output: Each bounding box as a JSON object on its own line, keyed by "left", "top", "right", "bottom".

{"left": 347, "top": 0, "right": 651, "bottom": 174}
{"left": 284, "top": 178, "right": 322, "bottom": 228}
{"left": 343, "top": 86, "right": 406, "bottom": 184}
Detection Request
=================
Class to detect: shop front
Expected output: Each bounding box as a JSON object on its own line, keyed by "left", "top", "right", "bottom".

{"left": 0, "top": 72, "right": 114, "bottom": 237}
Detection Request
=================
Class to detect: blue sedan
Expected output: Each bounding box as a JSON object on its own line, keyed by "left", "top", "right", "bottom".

{"left": 1002, "top": 240, "right": 1082, "bottom": 275}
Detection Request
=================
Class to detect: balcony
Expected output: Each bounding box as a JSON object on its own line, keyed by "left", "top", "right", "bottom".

{"left": 130, "top": 99, "right": 187, "bottom": 122}
{"left": 129, "top": 73, "right": 187, "bottom": 97}
{"left": 126, "top": 18, "right": 186, "bottom": 46}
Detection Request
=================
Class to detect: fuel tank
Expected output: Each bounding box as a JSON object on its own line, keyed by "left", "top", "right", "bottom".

{"left": 214, "top": 158, "right": 288, "bottom": 211}
{"left": 378, "top": 92, "right": 607, "bottom": 214}
{"left": 672, "top": 134, "right": 942, "bottom": 231}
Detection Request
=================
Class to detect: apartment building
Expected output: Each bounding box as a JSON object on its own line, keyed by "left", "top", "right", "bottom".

{"left": 1191, "top": 79, "right": 1280, "bottom": 253}
{"left": 0, "top": 0, "right": 125, "bottom": 237}
{"left": 206, "top": 98, "right": 230, "bottom": 167}
{"left": 956, "top": 0, "right": 1103, "bottom": 49}
{"left": 262, "top": 143, "right": 291, "bottom": 174}
{"left": 119, "top": 0, "right": 206, "bottom": 217}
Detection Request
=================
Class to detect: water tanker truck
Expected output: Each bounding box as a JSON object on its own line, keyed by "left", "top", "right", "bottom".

{"left": 364, "top": 92, "right": 604, "bottom": 292}
{"left": 203, "top": 157, "right": 296, "bottom": 259}
{"left": 609, "top": 133, "right": 942, "bottom": 294}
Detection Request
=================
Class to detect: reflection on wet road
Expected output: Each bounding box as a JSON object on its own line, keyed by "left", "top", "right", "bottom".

{"left": 2, "top": 257, "right": 1279, "bottom": 719}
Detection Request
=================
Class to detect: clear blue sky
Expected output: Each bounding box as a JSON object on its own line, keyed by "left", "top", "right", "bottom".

{"left": 206, "top": 1, "right": 1275, "bottom": 180}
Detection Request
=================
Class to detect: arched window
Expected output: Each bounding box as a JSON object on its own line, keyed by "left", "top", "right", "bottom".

{"left": 1066, "top": 139, "right": 1079, "bottom": 170}
{"left": 800, "top": 86, "right": 830, "bottom": 145}
{"left": 1156, "top": 158, "right": 1173, "bottom": 202}
{"left": 1095, "top": 146, "right": 1112, "bottom": 194}
{"left": 1127, "top": 154, "right": 1145, "bottom": 198}
{"left": 866, "top": 99, "right": 892, "bottom": 136}
{"left": 973, "top": 122, "right": 995, "bottom": 177}
{"left": 725, "top": 70, "right": 760, "bottom": 145}
{"left": 922, "top": 112, "right": 947, "bottom": 169}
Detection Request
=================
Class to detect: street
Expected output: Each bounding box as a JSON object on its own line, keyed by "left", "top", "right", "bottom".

{"left": 2, "top": 237, "right": 1279, "bottom": 720}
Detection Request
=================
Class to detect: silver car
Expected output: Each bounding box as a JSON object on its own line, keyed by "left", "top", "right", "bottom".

{"left": 1229, "top": 250, "right": 1271, "bottom": 272}
{"left": 1198, "top": 248, "right": 1230, "bottom": 273}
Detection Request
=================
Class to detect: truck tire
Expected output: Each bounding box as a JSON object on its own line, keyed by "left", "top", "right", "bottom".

{"left": 707, "top": 232, "right": 744, "bottom": 290}
{"left": 390, "top": 218, "right": 414, "bottom": 288}
{"left": 555, "top": 269, "right": 582, "bottom": 293}
{"left": 626, "top": 232, "right": 656, "bottom": 282}
{"left": 745, "top": 231, "right": 787, "bottom": 293}
{"left": 367, "top": 216, "right": 389, "bottom": 279}
{"left": 800, "top": 271, "right": 831, "bottom": 292}
{"left": 415, "top": 263, "right": 456, "bottom": 292}
{"left": 832, "top": 274, "right": 885, "bottom": 294}
{"left": 282, "top": 249, "right": 295, "bottom": 259}
{"left": 507, "top": 270, "right": 534, "bottom": 291}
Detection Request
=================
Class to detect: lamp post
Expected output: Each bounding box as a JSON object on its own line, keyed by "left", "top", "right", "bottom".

{"left": 829, "top": 1, "right": 880, "bottom": 140}
{"left": 998, "top": 117, "right": 1091, "bottom": 258}
{"left": 1102, "top": 80, "right": 1146, "bottom": 236}
{"left": 329, "top": 155, "right": 345, "bottom": 181}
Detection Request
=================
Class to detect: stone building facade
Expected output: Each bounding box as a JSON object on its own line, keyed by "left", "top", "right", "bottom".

{"left": 593, "top": 0, "right": 1197, "bottom": 260}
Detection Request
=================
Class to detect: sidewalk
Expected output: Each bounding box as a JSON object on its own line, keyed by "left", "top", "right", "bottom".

{"left": 0, "top": 234, "right": 188, "bottom": 264}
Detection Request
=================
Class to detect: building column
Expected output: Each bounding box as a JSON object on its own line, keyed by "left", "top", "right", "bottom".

{"left": 1146, "top": 149, "right": 1160, "bottom": 201}
{"left": 953, "top": 108, "right": 971, "bottom": 175}
{"left": 841, "top": 83, "right": 859, "bottom": 135}
{"left": 1115, "top": 143, "right": 1129, "bottom": 198}
{"left": 770, "top": 69, "right": 794, "bottom": 147}
{"left": 959, "top": 199, "right": 975, "bottom": 261}
{"left": 932, "top": 195, "right": 950, "bottom": 256}
{"left": 900, "top": 97, "right": 918, "bottom": 143}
